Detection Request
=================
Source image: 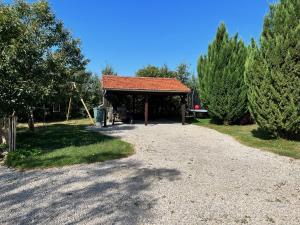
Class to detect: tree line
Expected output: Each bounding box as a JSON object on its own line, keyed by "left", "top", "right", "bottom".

{"left": 198, "top": 0, "right": 299, "bottom": 138}
{"left": 117, "top": 0, "right": 299, "bottom": 139}
{"left": 1, "top": 0, "right": 299, "bottom": 141}
{"left": 129, "top": 0, "right": 299, "bottom": 138}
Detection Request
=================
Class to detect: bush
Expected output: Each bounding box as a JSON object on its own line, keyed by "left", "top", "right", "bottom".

{"left": 5, "top": 149, "right": 42, "bottom": 167}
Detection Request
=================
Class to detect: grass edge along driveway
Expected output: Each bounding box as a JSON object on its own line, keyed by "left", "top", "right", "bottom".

{"left": 193, "top": 118, "right": 300, "bottom": 159}
{"left": 5, "top": 119, "right": 134, "bottom": 170}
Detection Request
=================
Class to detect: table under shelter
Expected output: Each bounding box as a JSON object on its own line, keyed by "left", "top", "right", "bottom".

{"left": 101, "top": 75, "right": 191, "bottom": 125}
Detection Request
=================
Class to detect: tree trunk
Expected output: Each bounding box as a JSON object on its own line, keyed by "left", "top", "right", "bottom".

{"left": 28, "top": 108, "right": 35, "bottom": 131}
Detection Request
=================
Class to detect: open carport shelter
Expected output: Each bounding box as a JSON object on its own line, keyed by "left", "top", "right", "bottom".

{"left": 101, "top": 75, "right": 191, "bottom": 125}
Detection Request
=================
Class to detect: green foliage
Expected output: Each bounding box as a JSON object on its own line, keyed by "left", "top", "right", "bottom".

{"left": 136, "top": 64, "right": 173, "bottom": 78}
{"left": 186, "top": 75, "right": 199, "bottom": 91}
{"left": 175, "top": 63, "right": 191, "bottom": 84}
{"left": 5, "top": 119, "right": 134, "bottom": 169}
{"left": 23, "top": 70, "right": 102, "bottom": 121}
{"left": 198, "top": 23, "right": 248, "bottom": 124}
{"left": 102, "top": 64, "right": 117, "bottom": 75}
{"left": 136, "top": 63, "right": 192, "bottom": 85}
{"left": 0, "top": 0, "right": 88, "bottom": 117}
{"left": 197, "top": 56, "right": 209, "bottom": 101}
{"left": 6, "top": 148, "right": 42, "bottom": 163}
{"left": 245, "top": 0, "right": 300, "bottom": 137}
{"left": 72, "top": 71, "right": 102, "bottom": 109}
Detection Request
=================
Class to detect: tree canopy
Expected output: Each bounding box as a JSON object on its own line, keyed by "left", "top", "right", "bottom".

{"left": 0, "top": 0, "right": 88, "bottom": 117}
{"left": 136, "top": 63, "right": 192, "bottom": 85}
{"left": 101, "top": 64, "right": 117, "bottom": 75}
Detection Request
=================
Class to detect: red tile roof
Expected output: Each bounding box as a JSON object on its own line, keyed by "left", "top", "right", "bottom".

{"left": 102, "top": 75, "right": 191, "bottom": 93}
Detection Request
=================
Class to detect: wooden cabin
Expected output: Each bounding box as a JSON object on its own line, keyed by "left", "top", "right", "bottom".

{"left": 101, "top": 75, "right": 191, "bottom": 125}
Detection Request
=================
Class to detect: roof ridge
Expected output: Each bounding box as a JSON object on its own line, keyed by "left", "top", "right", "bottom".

{"left": 102, "top": 75, "right": 178, "bottom": 80}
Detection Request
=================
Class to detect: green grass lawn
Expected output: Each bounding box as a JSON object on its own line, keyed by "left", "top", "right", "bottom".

{"left": 192, "top": 118, "right": 300, "bottom": 159}
{"left": 5, "top": 119, "right": 134, "bottom": 170}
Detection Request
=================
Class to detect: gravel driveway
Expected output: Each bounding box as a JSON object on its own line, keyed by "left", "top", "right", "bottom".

{"left": 1, "top": 122, "right": 299, "bottom": 225}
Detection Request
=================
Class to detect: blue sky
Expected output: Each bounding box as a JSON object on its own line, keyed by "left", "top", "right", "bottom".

{"left": 12, "top": 0, "right": 275, "bottom": 76}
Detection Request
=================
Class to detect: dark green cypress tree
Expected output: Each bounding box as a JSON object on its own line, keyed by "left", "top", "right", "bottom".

{"left": 197, "top": 55, "right": 209, "bottom": 102}
{"left": 245, "top": 0, "right": 300, "bottom": 137}
{"left": 198, "top": 23, "right": 248, "bottom": 124}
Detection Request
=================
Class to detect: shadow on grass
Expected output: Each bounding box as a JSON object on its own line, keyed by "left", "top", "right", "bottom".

{"left": 16, "top": 124, "right": 114, "bottom": 152}
{"left": 208, "top": 117, "right": 224, "bottom": 125}
{"left": 251, "top": 127, "right": 276, "bottom": 140}
{"left": 189, "top": 117, "right": 222, "bottom": 125}
{"left": 6, "top": 123, "right": 134, "bottom": 169}
{"left": 90, "top": 124, "right": 136, "bottom": 132}
{"left": 252, "top": 127, "right": 300, "bottom": 142}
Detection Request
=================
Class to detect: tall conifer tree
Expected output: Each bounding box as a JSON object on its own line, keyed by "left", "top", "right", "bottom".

{"left": 245, "top": 0, "right": 300, "bottom": 137}
{"left": 198, "top": 23, "right": 248, "bottom": 124}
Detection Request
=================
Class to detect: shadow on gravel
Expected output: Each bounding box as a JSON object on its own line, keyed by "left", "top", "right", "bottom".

{"left": 90, "top": 124, "right": 136, "bottom": 132}
{"left": 0, "top": 160, "right": 181, "bottom": 224}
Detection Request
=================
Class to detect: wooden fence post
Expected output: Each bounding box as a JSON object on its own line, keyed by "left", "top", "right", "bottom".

{"left": 8, "top": 116, "right": 17, "bottom": 151}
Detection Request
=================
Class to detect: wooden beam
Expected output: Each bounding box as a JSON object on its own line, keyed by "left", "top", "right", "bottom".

{"left": 181, "top": 95, "right": 186, "bottom": 125}
{"left": 80, "top": 97, "right": 95, "bottom": 125}
{"left": 131, "top": 95, "right": 135, "bottom": 124}
{"left": 132, "top": 95, "right": 136, "bottom": 114}
{"left": 144, "top": 95, "right": 148, "bottom": 126}
{"left": 72, "top": 82, "right": 95, "bottom": 125}
{"left": 66, "top": 96, "right": 72, "bottom": 121}
{"left": 8, "top": 116, "right": 16, "bottom": 151}
{"left": 66, "top": 83, "right": 74, "bottom": 121}
{"left": 103, "top": 96, "right": 107, "bottom": 127}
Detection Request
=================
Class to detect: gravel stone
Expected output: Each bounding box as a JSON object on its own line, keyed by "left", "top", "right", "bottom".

{"left": 0, "top": 122, "right": 299, "bottom": 225}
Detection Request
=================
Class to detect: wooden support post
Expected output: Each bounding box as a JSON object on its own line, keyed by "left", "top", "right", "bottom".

{"left": 104, "top": 110, "right": 107, "bottom": 127}
{"left": 66, "top": 83, "right": 74, "bottom": 121}
{"left": 66, "top": 96, "right": 72, "bottom": 121}
{"left": 103, "top": 97, "right": 107, "bottom": 127}
{"left": 8, "top": 116, "right": 16, "bottom": 151}
{"left": 80, "top": 97, "right": 95, "bottom": 125}
{"left": 144, "top": 95, "right": 148, "bottom": 126}
{"left": 132, "top": 96, "right": 136, "bottom": 114}
{"left": 181, "top": 95, "right": 186, "bottom": 125}
{"left": 131, "top": 95, "right": 135, "bottom": 124}
{"left": 71, "top": 82, "right": 95, "bottom": 125}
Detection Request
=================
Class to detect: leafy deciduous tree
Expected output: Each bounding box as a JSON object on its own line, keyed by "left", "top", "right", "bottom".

{"left": 101, "top": 64, "right": 117, "bottom": 75}
{"left": 0, "top": 0, "right": 88, "bottom": 118}
{"left": 136, "top": 63, "right": 192, "bottom": 85}
{"left": 136, "top": 65, "right": 170, "bottom": 78}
